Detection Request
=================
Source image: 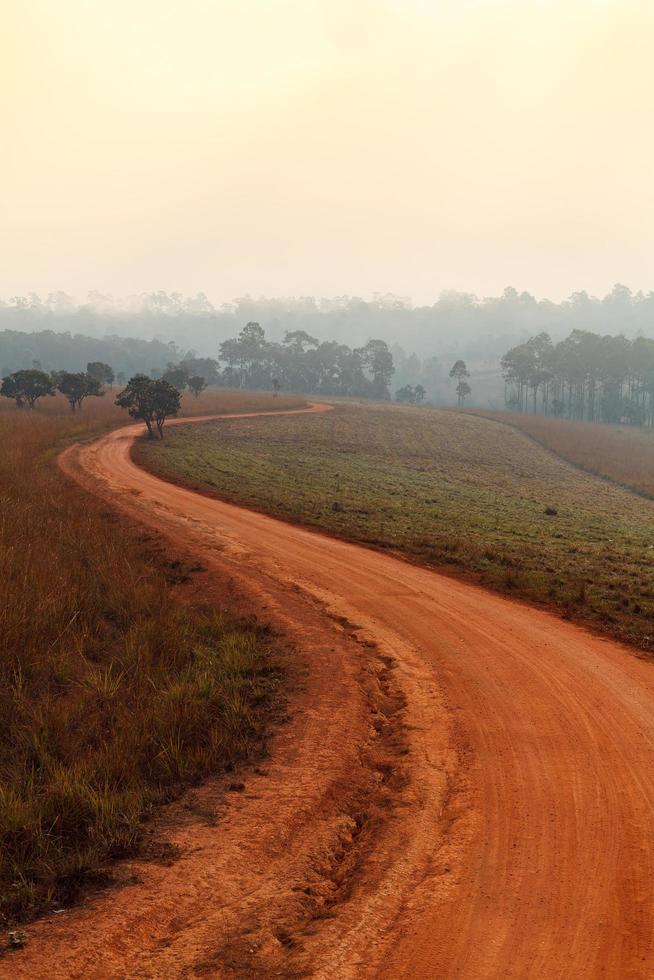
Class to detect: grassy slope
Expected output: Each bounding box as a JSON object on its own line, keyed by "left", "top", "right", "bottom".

{"left": 138, "top": 402, "right": 654, "bottom": 653}
{"left": 0, "top": 390, "right": 303, "bottom": 925}
{"left": 474, "top": 410, "right": 654, "bottom": 499}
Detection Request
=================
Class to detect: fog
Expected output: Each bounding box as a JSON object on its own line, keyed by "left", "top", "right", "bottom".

{"left": 4, "top": 284, "right": 654, "bottom": 409}
{"left": 2, "top": 284, "right": 652, "bottom": 362}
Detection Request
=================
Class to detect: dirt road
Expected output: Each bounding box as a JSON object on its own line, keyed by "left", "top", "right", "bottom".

{"left": 10, "top": 405, "right": 654, "bottom": 978}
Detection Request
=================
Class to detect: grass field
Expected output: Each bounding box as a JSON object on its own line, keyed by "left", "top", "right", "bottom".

{"left": 475, "top": 410, "right": 654, "bottom": 499}
{"left": 138, "top": 401, "right": 654, "bottom": 653}
{"left": 0, "top": 389, "right": 303, "bottom": 925}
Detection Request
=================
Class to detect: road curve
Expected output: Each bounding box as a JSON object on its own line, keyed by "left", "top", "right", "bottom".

{"left": 11, "top": 404, "right": 654, "bottom": 978}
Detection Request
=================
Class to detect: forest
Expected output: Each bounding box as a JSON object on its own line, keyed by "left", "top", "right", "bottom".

{"left": 0, "top": 329, "right": 179, "bottom": 382}
{"left": 215, "top": 323, "right": 394, "bottom": 398}
{"left": 501, "top": 330, "right": 654, "bottom": 425}
{"left": 161, "top": 324, "right": 395, "bottom": 398}
{"left": 0, "top": 323, "right": 397, "bottom": 402}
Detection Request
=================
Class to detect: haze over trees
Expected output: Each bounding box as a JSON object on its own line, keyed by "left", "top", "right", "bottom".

{"left": 86, "top": 361, "right": 115, "bottom": 387}
{"left": 188, "top": 376, "right": 208, "bottom": 398}
{"left": 395, "top": 383, "right": 426, "bottom": 405}
{"left": 6, "top": 285, "right": 654, "bottom": 412}
{"left": 218, "top": 322, "right": 395, "bottom": 398}
{"left": 501, "top": 330, "right": 654, "bottom": 425}
{"left": 0, "top": 328, "right": 180, "bottom": 382}
{"left": 154, "top": 323, "right": 396, "bottom": 399}
{"left": 2, "top": 284, "right": 653, "bottom": 365}
{"left": 162, "top": 365, "right": 189, "bottom": 391}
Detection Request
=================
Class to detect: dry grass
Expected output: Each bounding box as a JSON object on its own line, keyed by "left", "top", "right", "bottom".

{"left": 0, "top": 389, "right": 302, "bottom": 924}
{"left": 138, "top": 401, "right": 654, "bottom": 653}
{"left": 0, "top": 386, "right": 305, "bottom": 426}
{"left": 473, "top": 411, "right": 654, "bottom": 499}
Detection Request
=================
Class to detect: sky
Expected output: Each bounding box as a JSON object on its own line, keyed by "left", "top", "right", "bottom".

{"left": 2, "top": 0, "right": 654, "bottom": 305}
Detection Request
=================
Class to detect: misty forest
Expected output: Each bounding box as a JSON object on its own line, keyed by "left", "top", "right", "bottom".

{"left": 3, "top": 285, "right": 654, "bottom": 422}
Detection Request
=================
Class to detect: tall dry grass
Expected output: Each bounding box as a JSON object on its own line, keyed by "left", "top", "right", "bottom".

{"left": 0, "top": 389, "right": 298, "bottom": 924}
{"left": 475, "top": 411, "right": 654, "bottom": 499}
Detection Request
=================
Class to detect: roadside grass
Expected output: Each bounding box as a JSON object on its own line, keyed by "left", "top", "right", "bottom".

{"left": 0, "top": 389, "right": 302, "bottom": 925}
{"left": 138, "top": 401, "right": 654, "bottom": 653}
{"left": 473, "top": 410, "right": 654, "bottom": 500}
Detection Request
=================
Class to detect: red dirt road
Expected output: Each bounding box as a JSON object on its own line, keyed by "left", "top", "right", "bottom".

{"left": 9, "top": 404, "right": 654, "bottom": 978}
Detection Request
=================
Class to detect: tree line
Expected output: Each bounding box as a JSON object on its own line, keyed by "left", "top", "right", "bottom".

{"left": 3, "top": 284, "right": 653, "bottom": 364}
{"left": 0, "top": 365, "right": 182, "bottom": 439}
{"left": 501, "top": 330, "right": 654, "bottom": 425}
{"left": 0, "top": 363, "right": 112, "bottom": 411}
{"left": 161, "top": 322, "right": 396, "bottom": 399}
{"left": 2, "top": 336, "right": 474, "bottom": 422}
{"left": 0, "top": 329, "right": 181, "bottom": 382}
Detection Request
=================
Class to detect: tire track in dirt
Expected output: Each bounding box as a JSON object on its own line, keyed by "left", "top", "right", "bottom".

{"left": 9, "top": 404, "right": 654, "bottom": 978}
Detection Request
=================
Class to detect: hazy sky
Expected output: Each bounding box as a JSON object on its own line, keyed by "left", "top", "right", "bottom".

{"left": 3, "top": 0, "right": 654, "bottom": 304}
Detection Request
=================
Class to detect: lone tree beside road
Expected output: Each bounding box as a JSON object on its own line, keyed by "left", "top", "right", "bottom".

{"left": 115, "top": 374, "right": 181, "bottom": 438}
{"left": 0, "top": 369, "right": 55, "bottom": 408}
{"left": 56, "top": 371, "right": 104, "bottom": 412}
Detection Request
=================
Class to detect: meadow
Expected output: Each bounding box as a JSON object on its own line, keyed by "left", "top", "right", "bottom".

{"left": 0, "top": 389, "right": 302, "bottom": 924}
{"left": 473, "top": 410, "right": 654, "bottom": 499}
{"left": 138, "top": 402, "right": 654, "bottom": 653}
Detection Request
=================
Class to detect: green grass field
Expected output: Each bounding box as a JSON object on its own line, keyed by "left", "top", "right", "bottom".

{"left": 137, "top": 402, "right": 654, "bottom": 653}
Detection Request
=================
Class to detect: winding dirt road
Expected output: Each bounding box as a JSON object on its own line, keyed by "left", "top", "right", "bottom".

{"left": 10, "top": 404, "right": 654, "bottom": 978}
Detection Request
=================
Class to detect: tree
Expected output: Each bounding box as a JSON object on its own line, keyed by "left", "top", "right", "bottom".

{"left": 525, "top": 333, "right": 554, "bottom": 414}
{"left": 236, "top": 322, "right": 268, "bottom": 387}
{"left": 283, "top": 330, "right": 318, "bottom": 354}
{"left": 115, "top": 375, "right": 181, "bottom": 438}
{"left": 162, "top": 364, "right": 189, "bottom": 390}
{"left": 152, "top": 380, "right": 182, "bottom": 437}
{"left": 456, "top": 380, "right": 471, "bottom": 407}
{"left": 449, "top": 359, "right": 469, "bottom": 380}
{"left": 181, "top": 356, "right": 221, "bottom": 386}
{"left": 0, "top": 373, "right": 26, "bottom": 407}
{"left": 450, "top": 361, "right": 470, "bottom": 407}
{"left": 272, "top": 377, "right": 281, "bottom": 397}
{"left": 87, "top": 361, "right": 115, "bottom": 388}
{"left": 188, "top": 375, "right": 208, "bottom": 398}
{"left": 56, "top": 371, "right": 104, "bottom": 411}
{"left": 414, "top": 384, "right": 426, "bottom": 404}
{"left": 395, "top": 384, "right": 415, "bottom": 404}
{"left": 0, "top": 369, "right": 54, "bottom": 408}
{"left": 357, "top": 339, "right": 394, "bottom": 399}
